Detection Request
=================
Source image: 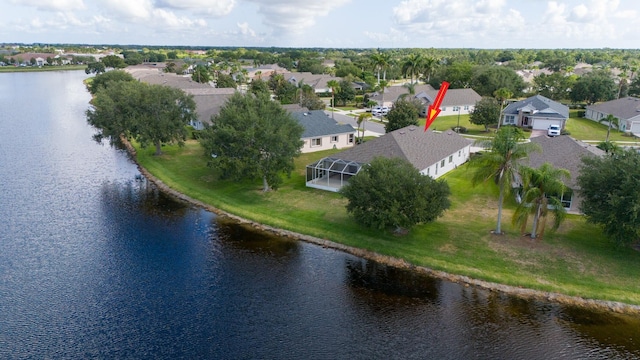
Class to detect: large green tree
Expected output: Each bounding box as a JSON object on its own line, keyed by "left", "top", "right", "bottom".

{"left": 469, "top": 97, "right": 501, "bottom": 131}
{"left": 385, "top": 98, "right": 420, "bottom": 133}
{"left": 101, "top": 55, "right": 127, "bottom": 69}
{"left": 87, "top": 81, "right": 196, "bottom": 155}
{"left": 340, "top": 157, "right": 451, "bottom": 233}
{"left": 335, "top": 79, "right": 355, "bottom": 106}
{"left": 199, "top": 93, "right": 304, "bottom": 192}
{"left": 470, "top": 126, "right": 541, "bottom": 234}
{"left": 192, "top": 64, "right": 212, "bottom": 83}
{"left": 578, "top": 149, "right": 640, "bottom": 247}
{"left": 471, "top": 66, "right": 526, "bottom": 97}
{"left": 512, "top": 163, "right": 570, "bottom": 239}
{"left": 570, "top": 69, "right": 617, "bottom": 104}
{"left": 532, "top": 72, "right": 576, "bottom": 100}
{"left": 87, "top": 70, "right": 135, "bottom": 95}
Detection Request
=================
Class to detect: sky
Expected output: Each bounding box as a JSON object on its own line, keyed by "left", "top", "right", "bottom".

{"left": 1, "top": 0, "right": 639, "bottom": 49}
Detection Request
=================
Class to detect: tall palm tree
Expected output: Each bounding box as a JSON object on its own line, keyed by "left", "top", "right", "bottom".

{"left": 327, "top": 79, "right": 340, "bottom": 119}
{"left": 401, "top": 53, "right": 423, "bottom": 84}
{"left": 356, "top": 113, "right": 372, "bottom": 143}
{"left": 599, "top": 114, "right": 620, "bottom": 142}
{"left": 512, "top": 163, "right": 570, "bottom": 239}
{"left": 494, "top": 87, "right": 513, "bottom": 130}
{"left": 371, "top": 52, "right": 391, "bottom": 84}
{"left": 378, "top": 80, "right": 388, "bottom": 110}
{"left": 470, "top": 126, "right": 541, "bottom": 235}
{"left": 421, "top": 56, "right": 437, "bottom": 83}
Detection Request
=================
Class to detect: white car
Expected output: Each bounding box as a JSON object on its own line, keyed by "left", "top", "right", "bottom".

{"left": 547, "top": 124, "right": 561, "bottom": 137}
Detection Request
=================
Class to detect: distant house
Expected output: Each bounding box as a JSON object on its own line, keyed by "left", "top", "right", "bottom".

{"left": 284, "top": 72, "right": 341, "bottom": 93}
{"left": 523, "top": 135, "right": 605, "bottom": 214}
{"left": 368, "top": 84, "right": 481, "bottom": 117}
{"left": 501, "top": 95, "right": 569, "bottom": 130}
{"left": 585, "top": 97, "right": 640, "bottom": 135}
{"left": 126, "top": 65, "right": 236, "bottom": 130}
{"left": 292, "top": 110, "right": 356, "bottom": 153}
{"left": 306, "top": 126, "right": 472, "bottom": 192}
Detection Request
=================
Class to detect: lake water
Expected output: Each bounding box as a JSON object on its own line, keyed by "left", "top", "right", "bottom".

{"left": 1, "top": 70, "right": 639, "bottom": 359}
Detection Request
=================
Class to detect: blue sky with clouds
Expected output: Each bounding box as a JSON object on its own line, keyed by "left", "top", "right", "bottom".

{"left": 1, "top": 0, "right": 638, "bottom": 48}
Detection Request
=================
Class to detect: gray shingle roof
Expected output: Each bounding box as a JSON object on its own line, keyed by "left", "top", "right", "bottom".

{"left": 586, "top": 97, "right": 640, "bottom": 121}
{"left": 292, "top": 110, "right": 355, "bottom": 138}
{"left": 332, "top": 125, "right": 472, "bottom": 170}
{"left": 504, "top": 95, "right": 569, "bottom": 119}
{"left": 526, "top": 136, "right": 605, "bottom": 189}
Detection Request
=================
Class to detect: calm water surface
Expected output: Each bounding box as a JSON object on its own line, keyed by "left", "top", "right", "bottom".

{"left": 1, "top": 71, "right": 639, "bottom": 359}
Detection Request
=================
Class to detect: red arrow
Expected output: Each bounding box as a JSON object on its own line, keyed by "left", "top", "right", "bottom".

{"left": 424, "top": 81, "right": 450, "bottom": 132}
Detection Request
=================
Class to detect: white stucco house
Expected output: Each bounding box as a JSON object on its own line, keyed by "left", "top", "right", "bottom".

{"left": 585, "top": 97, "right": 640, "bottom": 135}
{"left": 292, "top": 110, "right": 356, "bottom": 153}
{"left": 306, "top": 125, "right": 472, "bottom": 192}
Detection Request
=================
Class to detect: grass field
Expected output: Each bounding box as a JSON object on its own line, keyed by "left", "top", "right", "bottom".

{"left": 0, "top": 65, "right": 86, "bottom": 72}
{"left": 135, "top": 140, "right": 640, "bottom": 305}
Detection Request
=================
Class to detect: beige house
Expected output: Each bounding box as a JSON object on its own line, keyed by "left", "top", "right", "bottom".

{"left": 292, "top": 110, "right": 356, "bottom": 153}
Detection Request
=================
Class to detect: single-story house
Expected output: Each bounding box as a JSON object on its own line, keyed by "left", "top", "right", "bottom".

{"left": 522, "top": 135, "right": 605, "bottom": 214}
{"left": 368, "top": 84, "right": 481, "bottom": 117}
{"left": 292, "top": 110, "right": 356, "bottom": 153}
{"left": 585, "top": 97, "right": 640, "bottom": 135}
{"left": 416, "top": 88, "right": 482, "bottom": 117}
{"left": 306, "top": 125, "right": 472, "bottom": 192}
{"left": 126, "top": 65, "right": 237, "bottom": 130}
{"left": 284, "top": 72, "right": 341, "bottom": 93}
{"left": 501, "top": 95, "right": 569, "bottom": 131}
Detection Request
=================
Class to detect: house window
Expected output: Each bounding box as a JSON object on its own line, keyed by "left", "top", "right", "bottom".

{"left": 458, "top": 150, "right": 461, "bottom": 157}
{"left": 448, "top": 155, "right": 453, "bottom": 163}
{"left": 560, "top": 190, "right": 573, "bottom": 209}
{"left": 435, "top": 163, "right": 438, "bottom": 175}
{"left": 311, "top": 138, "right": 322, "bottom": 147}
{"left": 453, "top": 106, "right": 460, "bottom": 111}
{"left": 426, "top": 167, "right": 430, "bottom": 175}
{"left": 440, "top": 159, "right": 445, "bottom": 167}
{"left": 464, "top": 105, "right": 469, "bottom": 110}
{"left": 348, "top": 134, "right": 354, "bottom": 144}
{"left": 330, "top": 135, "right": 339, "bottom": 143}
{"left": 505, "top": 115, "right": 516, "bottom": 124}
{"left": 442, "top": 107, "right": 447, "bottom": 111}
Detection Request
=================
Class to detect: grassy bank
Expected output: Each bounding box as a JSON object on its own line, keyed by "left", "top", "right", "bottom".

{"left": 0, "top": 65, "right": 86, "bottom": 72}
{"left": 135, "top": 140, "right": 640, "bottom": 305}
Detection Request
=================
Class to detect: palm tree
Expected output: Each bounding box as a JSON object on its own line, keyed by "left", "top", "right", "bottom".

{"left": 371, "top": 52, "right": 390, "bottom": 85}
{"left": 327, "top": 79, "right": 340, "bottom": 119}
{"left": 599, "top": 114, "right": 620, "bottom": 142}
{"left": 421, "top": 56, "right": 437, "bottom": 83}
{"left": 378, "top": 80, "right": 388, "bottom": 111}
{"left": 401, "top": 53, "right": 423, "bottom": 84}
{"left": 512, "top": 163, "right": 570, "bottom": 239}
{"left": 470, "top": 126, "right": 541, "bottom": 235}
{"left": 356, "top": 113, "right": 372, "bottom": 143}
{"left": 494, "top": 87, "right": 513, "bottom": 130}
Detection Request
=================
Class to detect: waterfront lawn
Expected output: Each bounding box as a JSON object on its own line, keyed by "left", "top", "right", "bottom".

{"left": 136, "top": 140, "right": 640, "bottom": 305}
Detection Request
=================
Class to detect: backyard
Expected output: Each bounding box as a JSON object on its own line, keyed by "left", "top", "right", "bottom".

{"left": 135, "top": 130, "right": 640, "bottom": 306}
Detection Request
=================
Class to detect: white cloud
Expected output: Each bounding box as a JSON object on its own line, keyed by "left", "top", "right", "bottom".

{"left": 246, "top": 0, "right": 351, "bottom": 35}
{"left": 101, "top": 0, "right": 153, "bottom": 20}
{"left": 155, "top": 0, "right": 236, "bottom": 17}
{"left": 237, "top": 22, "right": 256, "bottom": 37}
{"left": 9, "top": 0, "right": 85, "bottom": 12}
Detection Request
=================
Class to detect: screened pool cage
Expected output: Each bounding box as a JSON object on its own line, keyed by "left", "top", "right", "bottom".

{"left": 306, "top": 157, "right": 364, "bottom": 192}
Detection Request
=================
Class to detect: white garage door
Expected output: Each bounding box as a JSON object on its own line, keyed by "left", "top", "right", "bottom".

{"left": 532, "top": 119, "right": 562, "bottom": 130}
{"left": 630, "top": 122, "right": 640, "bottom": 134}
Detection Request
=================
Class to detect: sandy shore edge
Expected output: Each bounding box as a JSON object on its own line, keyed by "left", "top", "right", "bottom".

{"left": 122, "top": 139, "right": 640, "bottom": 315}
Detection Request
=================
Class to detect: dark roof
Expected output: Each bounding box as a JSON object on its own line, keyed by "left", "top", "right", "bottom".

{"left": 292, "top": 110, "right": 355, "bottom": 138}
{"left": 189, "top": 89, "right": 236, "bottom": 125}
{"left": 526, "top": 136, "right": 605, "bottom": 189}
{"left": 415, "top": 88, "right": 482, "bottom": 107}
{"left": 333, "top": 125, "right": 472, "bottom": 170}
{"left": 503, "top": 95, "right": 569, "bottom": 119}
{"left": 586, "top": 97, "right": 640, "bottom": 121}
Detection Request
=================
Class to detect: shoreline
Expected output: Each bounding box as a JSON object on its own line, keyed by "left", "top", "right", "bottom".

{"left": 121, "top": 138, "right": 640, "bottom": 316}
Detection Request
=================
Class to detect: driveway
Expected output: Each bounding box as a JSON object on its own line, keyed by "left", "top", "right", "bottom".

{"left": 329, "top": 111, "right": 385, "bottom": 137}
{"left": 530, "top": 129, "right": 547, "bottom": 138}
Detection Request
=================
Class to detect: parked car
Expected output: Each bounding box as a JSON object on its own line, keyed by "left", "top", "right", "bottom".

{"left": 547, "top": 124, "right": 561, "bottom": 137}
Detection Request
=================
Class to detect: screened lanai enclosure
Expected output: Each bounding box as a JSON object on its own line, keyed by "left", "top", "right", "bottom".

{"left": 306, "top": 157, "right": 364, "bottom": 192}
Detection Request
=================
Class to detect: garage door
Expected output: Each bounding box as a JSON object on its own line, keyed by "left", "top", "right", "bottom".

{"left": 630, "top": 122, "right": 640, "bottom": 134}
{"left": 532, "top": 119, "right": 562, "bottom": 130}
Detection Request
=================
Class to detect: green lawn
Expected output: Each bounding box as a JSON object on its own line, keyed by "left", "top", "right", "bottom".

{"left": 136, "top": 140, "right": 640, "bottom": 305}
{"left": 566, "top": 109, "right": 640, "bottom": 145}
{"left": 0, "top": 65, "right": 86, "bottom": 72}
